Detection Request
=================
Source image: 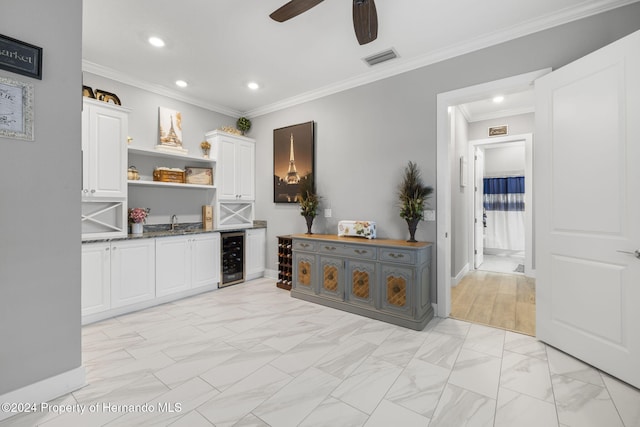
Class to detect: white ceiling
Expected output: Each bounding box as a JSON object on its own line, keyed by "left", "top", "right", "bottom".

{"left": 82, "top": 0, "right": 637, "bottom": 117}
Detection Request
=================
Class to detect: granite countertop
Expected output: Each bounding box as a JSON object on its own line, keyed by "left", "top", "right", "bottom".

{"left": 83, "top": 220, "right": 266, "bottom": 244}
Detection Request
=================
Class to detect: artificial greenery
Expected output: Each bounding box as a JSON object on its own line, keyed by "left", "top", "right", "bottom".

{"left": 236, "top": 116, "right": 251, "bottom": 133}
{"left": 298, "top": 175, "right": 319, "bottom": 218}
{"left": 398, "top": 161, "right": 433, "bottom": 221}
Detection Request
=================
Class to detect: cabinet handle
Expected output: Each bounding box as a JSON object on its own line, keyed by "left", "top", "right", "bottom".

{"left": 300, "top": 243, "right": 309, "bottom": 248}
{"left": 354, "top": 249, "right": 367, "bottom": 255}
{"left": 105, "top": 247, "right": 109, "bottom": 251}
{"left": 301, "top": 268, "right": 308, "bottom": 275}
{"left": 325, "top": 246, "right": 336, "bottom": 251}
{"left": 83, "top": 189, "right": 88, "bottom": 193}
{"left": 112, "top": 246, "right": 117, "bottom": 250}
{"left": 389, "top": 253, "right": 404, "bottom": 259}
{"left": 90, "top": 189, "right": 96, "bottom": 194}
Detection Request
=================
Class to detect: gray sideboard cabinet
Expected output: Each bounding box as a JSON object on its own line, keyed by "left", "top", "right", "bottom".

{"left": 291, "top": 234, "right": 434, "bottom": 330}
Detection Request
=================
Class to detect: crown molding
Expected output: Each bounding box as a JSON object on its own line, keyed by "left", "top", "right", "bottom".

{"left": 82, "top": 60, "right": 242, "bottom": 118}
{"left": 245, "top": 0, "right": 638, "bottom": 117}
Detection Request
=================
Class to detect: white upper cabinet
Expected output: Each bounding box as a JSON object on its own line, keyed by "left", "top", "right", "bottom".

{"left": 82, "top": 98, "right": 131, "bottom": 200}
{"left": 206, "top": 130, "right": 255, "bottom": 201}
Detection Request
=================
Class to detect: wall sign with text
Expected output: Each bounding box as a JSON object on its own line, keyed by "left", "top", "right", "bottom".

{"left": 0, "top": 34, "right": 43, "bottom": 80}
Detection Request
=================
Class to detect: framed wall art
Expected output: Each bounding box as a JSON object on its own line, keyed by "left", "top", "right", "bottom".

{"left": 0, "top": 75, "right": 34, "bottom": 141}
{"left": 273, "top": 121, "right": 314, "bottom": 203}
{"left": 185, "top": 167, "right": 213, "bottom": 185}
{"left": 488, "top": 124, "right": 508, "bottom": 137}
{"left": 0, "top": 33, "right": 42, "bottom": 80}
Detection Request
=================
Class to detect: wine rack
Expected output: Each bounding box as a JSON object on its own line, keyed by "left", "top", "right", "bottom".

{"left": 277, "top": 235, "right": 293, "bottom": 290}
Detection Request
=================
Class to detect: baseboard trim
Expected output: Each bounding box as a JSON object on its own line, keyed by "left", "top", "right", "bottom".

{"left": 451, "top": 263, "right": 470, "bottom": 287}
{"left": 0, "top": 366, "right": 86, "bottom": 422}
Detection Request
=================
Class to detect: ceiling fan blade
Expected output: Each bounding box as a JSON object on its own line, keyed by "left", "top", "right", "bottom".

{"left": 270, "top": 0, "right": 324, "bottom": 22}
{"left": 353, "top": 0, "right": 378, "bottom": 45}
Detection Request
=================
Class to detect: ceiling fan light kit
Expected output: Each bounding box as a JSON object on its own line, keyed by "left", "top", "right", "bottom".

{"left": 270, "top": 0, "right": 378, "bottom": 45}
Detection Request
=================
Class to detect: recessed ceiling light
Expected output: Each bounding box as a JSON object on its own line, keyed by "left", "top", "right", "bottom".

{"left": 247, "top": 82, "right": 260, "bottom": 90}
{"left": 493, "top": 95, "right": 505, "bottom": 103}
{"left": 148, "top": 36, "right": 165, "bottom": 47}
{"left": 175, "top": 80, "right": 188, "bottom": 88}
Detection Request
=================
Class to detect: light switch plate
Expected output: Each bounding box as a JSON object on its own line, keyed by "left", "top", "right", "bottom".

{"left": 424, "top": 210, "right": 436, "bottom": 221}
{"left": 324, "top": 208, "right": 332, "bottom": 218}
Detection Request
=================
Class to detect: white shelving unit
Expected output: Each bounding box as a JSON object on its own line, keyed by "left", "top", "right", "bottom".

{"left": 127, "top": 145, "right": 216, "bottom": 190}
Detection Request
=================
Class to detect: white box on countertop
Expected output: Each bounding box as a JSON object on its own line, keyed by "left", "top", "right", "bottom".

{"left": 337, "top": 221, "right": 376, "bottom": 239}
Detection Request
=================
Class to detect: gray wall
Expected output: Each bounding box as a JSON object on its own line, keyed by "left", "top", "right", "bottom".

{"left": 252, "top": 3, "right": 640, "bottom": 303}
{"left": 82, "top": 73, "right": 236, "bottom": 225}
{"left": 0, "top": 0, "right": 82, "bottom": 394}
{"left": 484, "top": 145, "right": 526, "bottom": 177}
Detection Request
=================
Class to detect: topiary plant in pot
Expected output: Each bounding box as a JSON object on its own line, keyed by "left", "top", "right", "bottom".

{"left": 298, "top": 174, "right": 319, "bottom": 234}
{"left": 398, "top": 161, "right": 433, "bottom": 242}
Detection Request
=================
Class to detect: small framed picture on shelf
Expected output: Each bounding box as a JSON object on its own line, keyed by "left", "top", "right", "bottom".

{"left": 185, "top": 167, "right": 213, "bottom": 185}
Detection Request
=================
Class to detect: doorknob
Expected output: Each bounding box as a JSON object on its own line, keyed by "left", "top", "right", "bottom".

{"left": 617, "top": 249, "right": 640, "bottom": 259}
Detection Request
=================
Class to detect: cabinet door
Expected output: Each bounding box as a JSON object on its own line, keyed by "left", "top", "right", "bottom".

{"left": 81, "top": 242, "right": 111, "bottom": 316}
{"left": 246, "top": 228, "right": 265, "bottom": 279}
{"left": 293, "top": 252, "right": 316, "bottom": 294}
{"left": 86, "top": 103, "right": 128, "bottom": 198}
{"left": 346, "top": 259, "right": 376, "bottom": 308}
{"left": 192, "top": 233, "right": 220, "bottom": 289}
{"left": 236, "top": 140, "right": 255, "bottom": 200}
{"left": 319, "top": 255, "right": 343, "bottom": 300}
{"left": 111, "top": 239, "right": 155, "bottom": 308}
{"left": 156, "top": 236, "right": 191, "bottom": 297}
{"left": 217, "top": 137, "right": 238, "bottom": 200}
{"left": 379, "top": 264, "right": 414, "bottom": 318}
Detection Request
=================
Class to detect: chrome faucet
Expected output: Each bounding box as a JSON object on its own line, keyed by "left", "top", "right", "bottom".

{"left": 171, "top": 214, "right": 178, "bottom": 231}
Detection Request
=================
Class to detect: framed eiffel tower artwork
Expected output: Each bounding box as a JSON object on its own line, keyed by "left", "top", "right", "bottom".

{"left": 273, "top": 121, "right": 315, "bottom": 203}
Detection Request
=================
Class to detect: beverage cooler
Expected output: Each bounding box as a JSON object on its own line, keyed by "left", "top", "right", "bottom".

{"left": 220, "top": 231, "right": 245, "bottom": 287}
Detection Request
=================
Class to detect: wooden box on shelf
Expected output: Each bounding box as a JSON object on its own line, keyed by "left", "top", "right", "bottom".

{"left": 277, "top": 235, "right": 293, "bottom": 290}
{"left": 153, "top": 168, "right": 185, "bottom": 183}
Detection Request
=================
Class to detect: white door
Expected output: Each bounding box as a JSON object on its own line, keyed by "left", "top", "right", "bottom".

{"left": 474, "top": 148, "right": 485, "bottom": 269}
{"left": 535, "top": 29, "right": 640, "bottom": 388}
{"left": 236, "top": 140, "right": 255, "bottom": 200}
{"left": 156, "top": 236, "right": 191, "bottom": 297}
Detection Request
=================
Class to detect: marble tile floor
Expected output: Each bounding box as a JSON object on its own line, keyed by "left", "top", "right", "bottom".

{"left": 3, "top": 278, "right": 639, "bottom": 427}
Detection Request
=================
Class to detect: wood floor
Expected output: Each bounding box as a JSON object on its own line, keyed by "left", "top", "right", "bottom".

{"left": 451, "top": 270, "right": 536, "bottom": 336}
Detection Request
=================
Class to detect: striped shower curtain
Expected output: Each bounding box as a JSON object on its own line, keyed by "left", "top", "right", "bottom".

{"left": 483, "top": 176, "right": 525, "bottom": 251}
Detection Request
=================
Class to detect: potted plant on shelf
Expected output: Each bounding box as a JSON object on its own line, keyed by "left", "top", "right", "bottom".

{"left": 398, "top": 161, "right": 433, "bottom": 242}
{"left": 298, "top": 175, "right": 319, "bottom": 234}
{"left": 128, "top": 207, "right": 150, "bottom": 235}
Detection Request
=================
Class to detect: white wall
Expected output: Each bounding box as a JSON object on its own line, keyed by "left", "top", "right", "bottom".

{"left": 468, "top": 113, "right": 534, "bottom": 141}
{"left": 484, "top": 144, "right": 526, "bottom": 177}
{"left": 252, "top": 3, "right": 640, "bottom": 303}
{"left": 0, "top": 0, "right": 82, "bottom": 395}
{"left": 82, "top": 72, "right": 236, "bottom": 225}
{"left": 451, "top": 107, "right": 470, "bottom": 278}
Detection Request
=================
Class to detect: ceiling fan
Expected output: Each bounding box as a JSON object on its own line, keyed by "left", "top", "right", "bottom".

{"left": 270, "top": 0, "right": 378, "bottom": 45}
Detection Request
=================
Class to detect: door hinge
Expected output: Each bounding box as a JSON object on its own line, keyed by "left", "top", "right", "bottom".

{"left": 474, "top": 249, "right": 477, "bottom": 255}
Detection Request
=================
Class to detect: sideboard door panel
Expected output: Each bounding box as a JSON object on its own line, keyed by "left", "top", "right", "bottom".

{"left": 380, "top": 264, "right": 413, "bottom": 318}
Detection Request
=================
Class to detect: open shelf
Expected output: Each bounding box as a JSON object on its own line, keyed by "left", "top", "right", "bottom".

{"left": 128, "top": 146, "right": 215, "bottom": 163}
{"left": 128, "top": 180, "right": 215, "bottom": 190}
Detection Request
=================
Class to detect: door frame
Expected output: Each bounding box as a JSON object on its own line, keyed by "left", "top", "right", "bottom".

{"left": 435, "top": 69, "right": 549, "bottom": 318}
{"left": 467, "top": 134, "right": 534, "bottom": 276}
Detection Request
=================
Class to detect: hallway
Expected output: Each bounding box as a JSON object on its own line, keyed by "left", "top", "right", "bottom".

{"left": 451, "top": 270, "right": 535, "bottom": 336}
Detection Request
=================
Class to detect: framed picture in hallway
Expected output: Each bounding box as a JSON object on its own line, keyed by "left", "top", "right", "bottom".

{"left": 273, "top": 121, "right": 315, "bottom": 203}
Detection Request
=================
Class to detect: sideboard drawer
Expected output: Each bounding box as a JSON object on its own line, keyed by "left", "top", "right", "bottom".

{"left": 294, "top": 240, "right": 317, "bottom": 252}
{"left": 379, "top": 248, "right": 416, "bottom": 264}
{"left": 319, "top": 243, "right": 377, "bottom": 260}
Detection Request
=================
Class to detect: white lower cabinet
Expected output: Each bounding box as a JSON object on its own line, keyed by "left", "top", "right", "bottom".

{"left": 156, "top": 233, "right": 220, "bottom": 297}
{"left": 246, "top": 228, "right": 266, "bottom": 280}
{"left": 110, "top": 239, "right": 156, "bottom": 308}
{"left": 81, "top": 242, "right": 111, "bottom": 316}
{"left": 81, "top": 239, "right": 155, "bottom": 320}
{"left": 81, "top": 231, "right": 225, "bottom": 324}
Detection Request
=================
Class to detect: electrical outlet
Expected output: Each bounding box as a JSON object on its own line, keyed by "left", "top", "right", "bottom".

{"left": 424, "top": 210, "right": 436, "bottom": 221}
{"left": 324, "top": 208, "right": 332, "bottom": 218}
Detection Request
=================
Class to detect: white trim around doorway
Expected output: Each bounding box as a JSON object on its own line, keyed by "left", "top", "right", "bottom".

{"left": 435, "top": 68, "right": 550, "bottom": 319}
